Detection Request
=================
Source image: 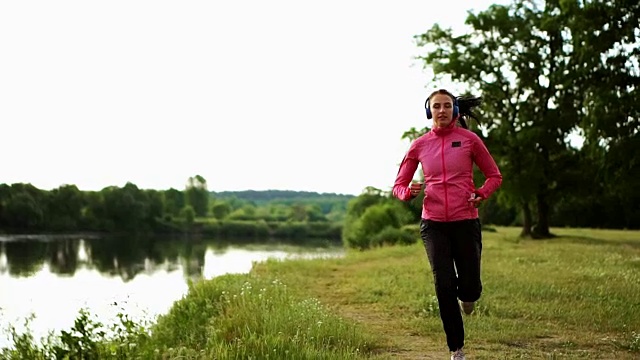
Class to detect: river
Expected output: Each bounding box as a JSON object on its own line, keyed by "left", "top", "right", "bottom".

{"left": 0, "top": 235, "right": 343, "bottom": 347}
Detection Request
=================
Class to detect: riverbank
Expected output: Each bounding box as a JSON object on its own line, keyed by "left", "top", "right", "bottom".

{"left": 2, "top": 227, "right": 639, "bottom": 359}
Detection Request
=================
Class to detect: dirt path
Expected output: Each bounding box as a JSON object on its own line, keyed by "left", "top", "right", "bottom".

{"left": 304, "top": 270, "right": 449, "bottom": 359}
{"left": 333, "top": 303, "right": 445, "bottom": 359}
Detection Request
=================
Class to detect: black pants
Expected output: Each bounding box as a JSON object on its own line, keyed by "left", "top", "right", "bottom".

{"left": 420, "top": 218, "right": 483, "bottom": 352}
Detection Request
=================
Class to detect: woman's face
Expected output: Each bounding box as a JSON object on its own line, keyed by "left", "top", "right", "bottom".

{"left": 430, "top": 94, "right": 455, "bottom": 128}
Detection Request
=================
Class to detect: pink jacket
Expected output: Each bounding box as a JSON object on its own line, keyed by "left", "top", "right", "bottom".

{"left": 393, "top": 124, "right": 502, "bottom": 222}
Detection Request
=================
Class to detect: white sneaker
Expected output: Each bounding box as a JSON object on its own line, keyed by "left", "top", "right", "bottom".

{"left": 451, "top": 348, "right": 466, "bottom": 360}
{"left": 460, "top": 301, "right": 475, "bottom": 315}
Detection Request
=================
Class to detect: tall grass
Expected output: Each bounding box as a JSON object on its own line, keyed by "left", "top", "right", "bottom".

{"left": 149, "top": 274, "right": 376, "bottom": 359}
{"left": 2, "top": 227, "right": 639, "bottom": 359}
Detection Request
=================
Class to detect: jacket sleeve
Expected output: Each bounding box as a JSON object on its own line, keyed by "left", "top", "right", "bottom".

{"left": 392, "top": 142, "right": 420, "bottom": 201}
{"left": 472, "top": 136, "right": 502, "bottom": 199}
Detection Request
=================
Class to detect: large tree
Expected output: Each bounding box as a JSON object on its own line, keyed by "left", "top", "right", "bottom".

{"left": 415, "top": 0, "right": 639, "bottom": 237}
{"left": 186, "top": 175, "right": 210, "bottom": 217}
{"left": 571, "top": 0, "right": 640, "bottom": 229}
{"left": 46, "top": 184, "right": 85, "bottom": 230}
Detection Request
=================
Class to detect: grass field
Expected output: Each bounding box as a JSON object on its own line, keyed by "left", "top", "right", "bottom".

{"left": 2, "top": 227, "right": 639, "bottom": 359}
{"left": 248, "top": 226, "right": 640, "bottom": 359}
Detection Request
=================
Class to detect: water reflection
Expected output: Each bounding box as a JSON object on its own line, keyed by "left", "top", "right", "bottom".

{"left": 0, "top": 235, "right": 343, "bottom": 347}
{"left": 0, "top": 236, "right": 260, "bottom": 281}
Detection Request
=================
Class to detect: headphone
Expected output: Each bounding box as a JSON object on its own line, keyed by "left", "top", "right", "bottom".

{"left": 424, "top": 92, "right": 459, "bottom": 119}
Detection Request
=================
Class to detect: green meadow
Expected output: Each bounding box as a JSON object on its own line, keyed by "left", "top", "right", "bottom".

{"left": 2, "top": 227, "right": 639, "bottom": 359}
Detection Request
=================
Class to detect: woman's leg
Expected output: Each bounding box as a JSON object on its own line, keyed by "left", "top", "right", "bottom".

{"left": 452, "top": 218, "right": 483, "bottom": 304}
{"left": 420, "top": 219, "right": 465, "bottom": 352}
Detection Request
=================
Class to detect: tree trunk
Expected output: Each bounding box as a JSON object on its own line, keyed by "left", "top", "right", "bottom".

{"left": 534, "top": 144, "right": 554, "bottom": 239}
{"left": 533, "top": 193, "right": 553, "bottom": 238}
{"left": 520, "top": 200, "right": 532, "bottom": 238}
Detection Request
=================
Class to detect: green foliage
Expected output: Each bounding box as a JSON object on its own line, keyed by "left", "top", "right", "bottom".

{"left": 210, "top": 201, "right": 232, "bottom": 220}
{"left": 79, "top": 191, "right": 103, "bottom": 231}
{"left": 52, "top": 309, "right": 104, "bottom": 359}
{"left": 212, "top": 189, "right": 353, "bottom": 204}
{"left": 101, "top": 183, "right": 157, "bottom": 232}
{"left": 0, "top": 178, "right": 354, "bottom": 243}
{"left": 343, "top": 191, "right": 415, "bottom": 250}
{"left": 478, "top": 195, "right": 518, "bottom": 227}
{"left": 0, "top": 309, "right": 152, "bottom": 360}
{"left": 143, "top": 189, "right": 164, "bottom": 225}
{"left": 269, "top": 221, "right": 341, "bottom": 240}
{"left": 227, "top": 204, "right": 258, "bottom": 220}
{"left": 0, "top": 184, "right": 46, "bottom": 230}
{"left": 185, "top": 175, "right": 209, "bottom": 217}
{"left": 196, "top": 219, "right": 341, "bottom": 241}
{"left": 163, "top": 187, "right": 185, "bottom": 217}
{"left": 344, "top": 187, "right": 388, "bottom": 219}
{"left": 180, "top": 205, "right": 196, "bottom": 227}
{"left": 370, "top": 226, "right": 418, "bottom": 247}
{"left": 46, "top": 185, "right": 84, "bottom": 231}
{"left": 1, "top": 315, "right": 46, "bottom": 360}
{"left": 214, "top": 190, "right": 352, "bottom": 223}
{"left": 149, "top": 278, "right": 227, "bottom": 350}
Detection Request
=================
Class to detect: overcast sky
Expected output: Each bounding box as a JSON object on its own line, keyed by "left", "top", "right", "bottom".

{"left": 1, "top": 0, "right": 505, "bottom": 195}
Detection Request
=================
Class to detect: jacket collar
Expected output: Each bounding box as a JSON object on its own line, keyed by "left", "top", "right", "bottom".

{"left": 431, "top": 118, "right": 458, "bottom": 136}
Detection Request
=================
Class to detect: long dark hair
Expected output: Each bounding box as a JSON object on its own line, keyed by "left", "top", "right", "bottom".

{"left": 456, "top": 95, "right": 482, "bottom": 129}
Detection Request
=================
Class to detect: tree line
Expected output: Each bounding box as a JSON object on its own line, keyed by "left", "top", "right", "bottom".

{"left": 0, "top": 176, "right": 351, "bottom": 241}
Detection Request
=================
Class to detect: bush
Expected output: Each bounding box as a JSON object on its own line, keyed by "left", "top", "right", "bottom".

{"left": 342, "top": 202, "right": 414, "bottom": 250}
{"left": 370, "top": 226, "right": 418, "bottom": 247}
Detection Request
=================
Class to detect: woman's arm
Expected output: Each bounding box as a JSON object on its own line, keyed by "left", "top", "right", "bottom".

{"left": 392, "top": 150, "right": 420, "bottom": 201}
{"left": 472, "top": 137, "right": 502, "bottom": 199}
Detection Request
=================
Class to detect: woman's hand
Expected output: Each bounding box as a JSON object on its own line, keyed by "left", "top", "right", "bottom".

{"left": 410, "top": 182, "right": 423, "bottom": 197}
{"left": 468, "top": 193, "right": 483, "bottom": 207}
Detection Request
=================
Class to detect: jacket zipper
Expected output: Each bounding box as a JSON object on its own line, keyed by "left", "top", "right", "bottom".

{"left": 441, "top": 136, "right": 448, "bottom": 221}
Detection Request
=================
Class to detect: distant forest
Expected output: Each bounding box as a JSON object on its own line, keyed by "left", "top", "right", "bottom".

{"left": 213, "top": 189, "right": 354, "bottom": 203}
{"left": 212, "top": 190, "right": 354, "bottom": 213}
{"left": 0, "top": 179, "right": 352, "bottom": 242}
